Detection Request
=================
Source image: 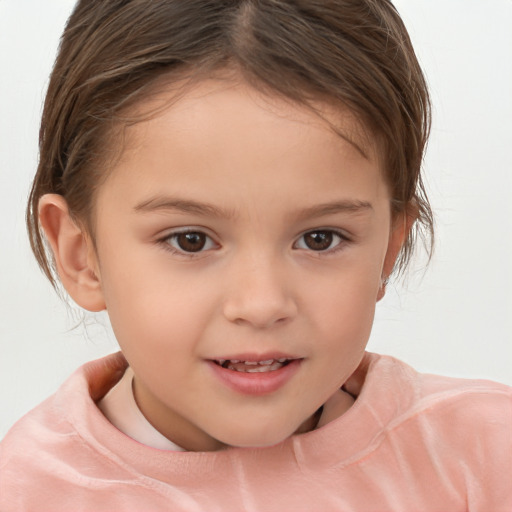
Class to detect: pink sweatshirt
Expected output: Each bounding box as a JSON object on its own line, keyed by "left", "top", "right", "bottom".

{"left": 1, "top": 352, "right": 511, "bottom": 511}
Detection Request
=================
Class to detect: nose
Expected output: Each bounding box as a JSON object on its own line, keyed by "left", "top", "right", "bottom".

{"left": 222, "top": 253, "right": 298, "bottom": 329}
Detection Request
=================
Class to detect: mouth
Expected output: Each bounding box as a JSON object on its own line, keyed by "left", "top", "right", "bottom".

{"left": 208, "top": 356, "right": 303, "bottom": 395}
{"left": 212, "top": 358, "right": 295, "bottom": 373}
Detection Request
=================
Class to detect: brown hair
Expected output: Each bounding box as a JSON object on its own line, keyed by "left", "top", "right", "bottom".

{"left": 27, "top": 0, "right": 433, "bottom": 287}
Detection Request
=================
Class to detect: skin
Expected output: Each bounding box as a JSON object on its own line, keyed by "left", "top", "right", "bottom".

{"left": 40, "top": 78, "right": 406, "bottom": 452}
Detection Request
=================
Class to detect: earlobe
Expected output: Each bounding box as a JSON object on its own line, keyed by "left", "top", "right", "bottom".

{"left": 38, "top": 194, "right": 106, "bottom": 312}
{"left": 376, "top": 277, "right": 388, "bottom": 302}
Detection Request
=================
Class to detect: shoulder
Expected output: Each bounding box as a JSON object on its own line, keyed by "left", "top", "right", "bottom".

{"left": 337, "top": 354, "right": 512, "bottom": 508}
{"left": 0, "top": 388, "right": 84, "bottom": 509}
{"left": 0, "top": 382, "right": 84, "bottom": 465}
{"left": 362, "top": 352, "right": 512, "bottom": 433}
{"left": 0, "top": 353, "right": 132, "bottom": 510}
{"left": 0, "top": 352, "right": 128, "bottom": 455}
{"left": 383, "top": 353, "right": 510, "bottom": 414}
{"left": 363, "top": 354, "right": 511, "bottom": 484}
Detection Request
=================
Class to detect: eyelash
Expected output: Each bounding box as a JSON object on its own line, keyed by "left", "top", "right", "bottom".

{"left": 158, "top": 228, "right": 350, "bottom": 256}
{"left": 159, "top": 229, "right": 217, "bottom": 257}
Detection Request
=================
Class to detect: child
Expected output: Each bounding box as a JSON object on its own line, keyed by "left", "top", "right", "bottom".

{"left": 1, "top": 0, "right": 510, "bottom": 510}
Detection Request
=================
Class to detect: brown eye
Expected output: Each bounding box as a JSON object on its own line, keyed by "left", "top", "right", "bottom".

{"left": 168, "top": 231, "right": 213, "bottom": 253}
{"left": 304, "top": 231, "right": 332, "bottom": 250}
{"left": 296, "top": 230, "right": 344, "bottom": 252}
{"left": 177, "top": 232, "right": 205, "bottom": 252}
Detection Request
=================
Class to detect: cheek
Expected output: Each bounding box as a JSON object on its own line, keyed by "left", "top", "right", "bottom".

{"left": 319, "top": 289, "right": 377, "bottom": 342}
{"left": 98, "top": 252, "right": 219, "bottom": 351}
{"left": 308, "top": 262, "right": 381, "bottom": 348}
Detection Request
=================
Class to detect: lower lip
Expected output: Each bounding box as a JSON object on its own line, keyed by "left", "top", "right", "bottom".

{"left": 207, "top": 359, "right": 302, "bottom": 396}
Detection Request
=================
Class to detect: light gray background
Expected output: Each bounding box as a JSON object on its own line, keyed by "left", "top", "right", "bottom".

{"left": 1, "top": 0, "right": 511, "bottom": 439}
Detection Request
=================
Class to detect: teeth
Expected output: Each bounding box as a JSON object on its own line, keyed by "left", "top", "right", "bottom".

{"left": 215, "top": 358, "right": 293, "bottom": 370}
{"left": 224, "top": 361, "right": 285, "bottom": 372}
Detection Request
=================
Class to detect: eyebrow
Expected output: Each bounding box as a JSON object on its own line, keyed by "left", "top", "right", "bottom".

{"left": 133, "top": 196, "right": 235, "bottom": 218}
{"left": 134, "top": 195, "right": 373, "bottom": 220}
{"left": 294, "top": 200, "right": 374, "bottom": 220}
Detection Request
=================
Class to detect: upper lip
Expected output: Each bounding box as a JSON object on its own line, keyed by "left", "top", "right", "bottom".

{"left": 209, "top": 352, "right": 302, "bottom": 363}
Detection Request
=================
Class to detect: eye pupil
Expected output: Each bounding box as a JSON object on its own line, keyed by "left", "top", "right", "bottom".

{"left": 304, "top": 231, "right": 333, "bottom": 251}
{"left": 177, "top": 232, "right": 206, "bottom": 252}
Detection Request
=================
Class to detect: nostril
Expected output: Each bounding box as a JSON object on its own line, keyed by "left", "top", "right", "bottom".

{"left": 222, "top": 272, "right": 298, "bottom": 328}
{"left": 223, "top": 299, "right": 297, "bottom": 328}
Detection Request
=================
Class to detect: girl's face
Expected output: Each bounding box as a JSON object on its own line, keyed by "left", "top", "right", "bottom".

{"left": 90, "top": 79, "right": 401, "bottom": 451}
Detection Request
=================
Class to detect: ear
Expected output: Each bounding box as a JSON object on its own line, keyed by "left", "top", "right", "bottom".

{"left": 38, "top": 194, "right": 106, "bottom": 312}
{"left": 376, "top": 212, "right": 414, "bottom": 301}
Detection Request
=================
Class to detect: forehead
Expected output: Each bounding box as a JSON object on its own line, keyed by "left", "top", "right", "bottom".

{"left": 117, "top": 75, "right": 379, "bottom": 164}
{"left": 95, "top": 77, "right": 387, "bottom": 216}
